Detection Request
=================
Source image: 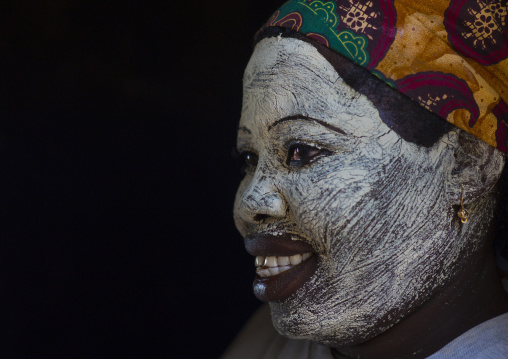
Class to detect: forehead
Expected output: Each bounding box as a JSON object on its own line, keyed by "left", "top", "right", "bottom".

{"left": 243, "top": 37, "right": 339, "bottom": 88}
{"left": 240, "top": 37, "right": 383, "bottom": 136}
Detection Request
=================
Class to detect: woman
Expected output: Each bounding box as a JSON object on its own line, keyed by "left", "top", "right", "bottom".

{"left": 225, "top": 1, "right": 508, "bottom": 358}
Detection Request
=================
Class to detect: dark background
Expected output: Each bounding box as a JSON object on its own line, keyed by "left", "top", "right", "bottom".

{"left": 0, "top": 1, "right": 285, "bottom": 358}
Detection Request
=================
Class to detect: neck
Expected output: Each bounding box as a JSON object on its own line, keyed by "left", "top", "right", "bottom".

{"left": 332, "top": 194, "right": 508, "bottom": 359}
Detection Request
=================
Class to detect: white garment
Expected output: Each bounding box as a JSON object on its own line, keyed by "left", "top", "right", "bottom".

{"left": 222, "top": 305, "right": 508, "bottom": 359}
{"left": 427, "top": 312, "right": 508, "bottom": 359}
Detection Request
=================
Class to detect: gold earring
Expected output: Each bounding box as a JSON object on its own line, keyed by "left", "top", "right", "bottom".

{"left": 457, "top": 187, "right": 469, "bottom": 224}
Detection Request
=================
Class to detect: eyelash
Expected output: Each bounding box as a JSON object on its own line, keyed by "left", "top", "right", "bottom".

{"left": 232, "top": 147, "right": 258, "bottom": 174}
{"left": 286, "top": 142, "right": 331, "bottom": 168}
{"left": 236, "top": 142, "right": 331, "bottom": 173}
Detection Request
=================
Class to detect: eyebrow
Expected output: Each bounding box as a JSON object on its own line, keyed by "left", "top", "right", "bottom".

{"left": 267, "top": 115, "right": 347, "bottom": 135}
{"left": 237, "top": 126, "right": 251, "bottom": 134}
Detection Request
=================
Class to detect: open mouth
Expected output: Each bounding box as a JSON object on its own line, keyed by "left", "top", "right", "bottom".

{"left": 245, "top": 233, "right": 318, "bottom": 302}
{"left": 255, "top": 253, "right": 313, "bottom": 277}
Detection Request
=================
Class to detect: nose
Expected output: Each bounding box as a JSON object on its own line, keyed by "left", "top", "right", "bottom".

{"left": 236, "top": 173, "right": 287, "bottom": 224}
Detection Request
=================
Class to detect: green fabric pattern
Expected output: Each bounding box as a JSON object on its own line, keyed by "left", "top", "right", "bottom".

{"left": 275, "top": 0, "right": 369, "bottom": 65}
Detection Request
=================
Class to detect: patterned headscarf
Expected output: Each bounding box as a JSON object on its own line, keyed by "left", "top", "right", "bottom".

{"left": 259, "top": 0, "right": 508, "bottom": 154}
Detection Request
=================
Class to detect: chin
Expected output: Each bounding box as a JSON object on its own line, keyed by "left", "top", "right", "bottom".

{"left": 265, "top": 273, "right": 393, "bottom": 347}
{"left": 266, "top": 262, "right": 433, "bottom": 348}
{"left": 269, "top": 300, "right": 391, "bottom": 347}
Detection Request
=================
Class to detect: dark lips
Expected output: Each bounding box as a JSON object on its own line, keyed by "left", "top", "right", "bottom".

{"left": 245, "top": 233, "right": 318, "bottom": 302}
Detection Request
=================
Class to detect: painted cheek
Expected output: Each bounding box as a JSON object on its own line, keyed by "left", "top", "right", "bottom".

{"left": 284, "top": 168, "right": 362, "bottom": 249}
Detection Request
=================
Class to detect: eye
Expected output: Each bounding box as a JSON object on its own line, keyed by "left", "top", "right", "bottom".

{"left": 240, "top": 151, "right": 258, "bottom": 172}
{"left": 286, "top": 143, "right": 330, "bottom": 168}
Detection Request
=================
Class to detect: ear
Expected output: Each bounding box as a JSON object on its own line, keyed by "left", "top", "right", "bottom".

{"left": 446, "top": 129, "right": 505, "bottom": 206}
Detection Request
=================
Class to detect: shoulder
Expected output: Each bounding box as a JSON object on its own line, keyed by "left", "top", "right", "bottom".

{"left": 428, "top": 312, "right": 508, "bottom": 359}
{"left": 221, "top": 304, "right": 333, "bottom": 359}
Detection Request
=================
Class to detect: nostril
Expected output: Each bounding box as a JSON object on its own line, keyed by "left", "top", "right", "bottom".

{"left": 253, "top": 214, "right": 269, "bottom": 222}
{"left": 241, "top": 188, "right": 287, "bottom": 223}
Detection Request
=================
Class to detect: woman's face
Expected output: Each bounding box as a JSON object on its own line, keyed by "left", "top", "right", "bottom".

{"left": 234, "top": 37, "right": 467, "bottom": 346}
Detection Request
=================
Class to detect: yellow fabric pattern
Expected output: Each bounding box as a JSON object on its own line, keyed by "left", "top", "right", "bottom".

{"left": 263, "top": 0, "right": 508, "bottom": 153}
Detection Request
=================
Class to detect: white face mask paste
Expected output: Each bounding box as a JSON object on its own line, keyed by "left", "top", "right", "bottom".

{"left": 234, "top": 37, "right": 494, "bottom": 347}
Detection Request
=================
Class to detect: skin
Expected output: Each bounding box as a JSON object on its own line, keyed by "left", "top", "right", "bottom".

{"left": 234, "top": 37, "right": 508, "bottom": 358}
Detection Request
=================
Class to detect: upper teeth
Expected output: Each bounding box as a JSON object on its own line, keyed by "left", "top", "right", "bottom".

{"left": 255, "top": 253, "right": 313, "bottom": 277}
